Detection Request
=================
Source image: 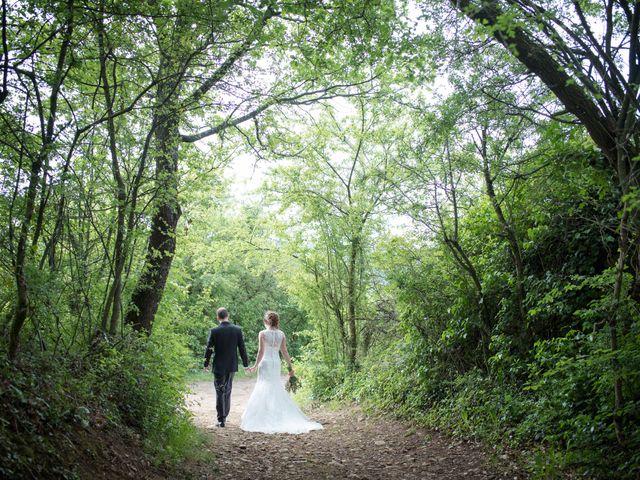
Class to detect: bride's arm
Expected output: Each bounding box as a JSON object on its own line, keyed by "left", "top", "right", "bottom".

{"left": 279, "top": 334, "right": 294, "bottom": 376}
{"left": 250, "top": 332, "right": 265, "bottom": 373}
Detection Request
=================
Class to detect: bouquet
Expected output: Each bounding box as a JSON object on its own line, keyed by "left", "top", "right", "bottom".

{"left": 285, "top": 373, "right": 301, "bottom": 394}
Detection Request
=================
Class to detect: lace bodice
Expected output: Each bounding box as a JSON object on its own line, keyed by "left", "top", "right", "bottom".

{"left": 262, "top": 329, "right": 283, "bottom": 348}
{"left": 261, "top": 329, "right": 284, "bottom": 358}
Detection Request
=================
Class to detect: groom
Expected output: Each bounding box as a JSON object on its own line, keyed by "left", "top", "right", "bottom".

{"left": 203, "top": 307, "right": 250, "bottom": 427}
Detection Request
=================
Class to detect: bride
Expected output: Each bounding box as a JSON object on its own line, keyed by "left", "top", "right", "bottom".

{"left": 240, "top": 310, "right": 323, "bottom": 434}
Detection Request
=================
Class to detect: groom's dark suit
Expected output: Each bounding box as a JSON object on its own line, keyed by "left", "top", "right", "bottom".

{"left": 204, "top": 321, "right": 249, "bottom": 425}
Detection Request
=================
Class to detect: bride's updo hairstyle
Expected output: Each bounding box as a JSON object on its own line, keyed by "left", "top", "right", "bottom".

{"left": 264, "top": 310, "right": 280, "bottom": 328}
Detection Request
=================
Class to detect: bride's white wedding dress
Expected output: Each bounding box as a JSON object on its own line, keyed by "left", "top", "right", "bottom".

{"left": 240, "top": 329, "right": 323, "bottom": 434}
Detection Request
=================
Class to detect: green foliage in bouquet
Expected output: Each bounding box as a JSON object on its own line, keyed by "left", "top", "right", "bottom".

{"left": 285, "top": 375, "right": 301, "bottom": 394}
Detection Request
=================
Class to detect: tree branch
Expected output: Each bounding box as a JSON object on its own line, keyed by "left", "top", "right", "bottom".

{"left": 184, "top": 5, "right": 278, "bottom": 107}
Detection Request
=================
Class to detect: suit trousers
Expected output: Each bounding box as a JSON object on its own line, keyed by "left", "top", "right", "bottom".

{"left": 213, "top": 371, "right": 235, "bottom": 423}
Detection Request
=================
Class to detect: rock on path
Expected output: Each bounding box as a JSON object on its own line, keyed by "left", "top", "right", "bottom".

{"left": 184, "top": 378, "right": 525, "bottom": 480}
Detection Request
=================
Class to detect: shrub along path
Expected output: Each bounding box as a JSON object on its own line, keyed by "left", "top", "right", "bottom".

{"left": 182, "top": 378, "right": 526, "bottom": 480}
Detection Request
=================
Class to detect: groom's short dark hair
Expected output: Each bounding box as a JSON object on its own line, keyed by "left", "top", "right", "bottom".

{"left": 216, "top": 307, "right": 229, "bottom": 320}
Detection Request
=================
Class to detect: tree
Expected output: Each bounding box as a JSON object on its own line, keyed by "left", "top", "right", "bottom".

{"left": 461, "top": 97, "right": 537, "bottom": 352}
{"left": 1, "top": 0, "right": 399, "bottom": 356}
{"left": 2, "top": 0, "right": 165, "bottom": 356}
{"left": 6, "top": 0, "right": 77, "bottom": 358}
{"left": 389, "top": 102, "right": 494, "bottom": 364}
{"left": 267, "top": 99, "right": 395, "bottom": 369}
{"left": 445, "top": 0, "right": 639, "bottom": 444}
{"left": 125, "top": 0, "right": 399, "bottom": 334}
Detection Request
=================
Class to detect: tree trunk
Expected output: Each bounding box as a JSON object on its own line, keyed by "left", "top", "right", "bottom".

{"left": 124, "top": 114, "right": 180, "bottom": 334}
{"left": 452, "top": 0, "right": 617, "bottom": 158}
{"left": 314, "top": 262, "right": 348, "bottom": 363}
{"left": 445, "top": 237, "right": 492, "bottom": 363}
{"left": 611, "top": 208, "right": 628, "bottom": 444}
{"left": 124, "top": 43, "right": 182, "bottom": 333}
{"left": 346, "top": 235, "right": 359, "bottom": 369}
{"left": 434, "top": 148, "right": 492, "bottom": 363}
{"left": 97, "top": 11, "right": 127, "bottom": 336}
{"left": 480, "top": 139, "right": 526, "bottom": 343}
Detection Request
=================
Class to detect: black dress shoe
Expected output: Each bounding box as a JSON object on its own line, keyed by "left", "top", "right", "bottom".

{"left": 217, "top": 421, "right": 225, "bottom": 428}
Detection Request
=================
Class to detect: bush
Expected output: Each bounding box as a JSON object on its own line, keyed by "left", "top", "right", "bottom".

{"left": 0, "top": 329, "right": 203, "bottom": 478}
{"left": 0, "top": 355, "right": 74, "bottom": 479}
{"left": 338, "top": 340, "right": 440, "bottom": 416}
{"left": 521, "top": 327, "right": 640, "bottom": 478}
{"left": 87, "top": 329, "right": 199, "bottom": 460}
{"left": 330, "top": 325, "right": 640, "bottom": 479}
{"left": 296, "top": 359, "right": 349, "bottom": 401}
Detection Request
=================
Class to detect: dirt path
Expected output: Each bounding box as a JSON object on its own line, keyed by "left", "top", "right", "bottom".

{"left": 184, "top": 378, "right": 525, "bottom": 480}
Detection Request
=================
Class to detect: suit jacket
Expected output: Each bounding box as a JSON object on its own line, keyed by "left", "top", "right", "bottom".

{"left": 204, "top": 321, "right": 249, "bottom": 375}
